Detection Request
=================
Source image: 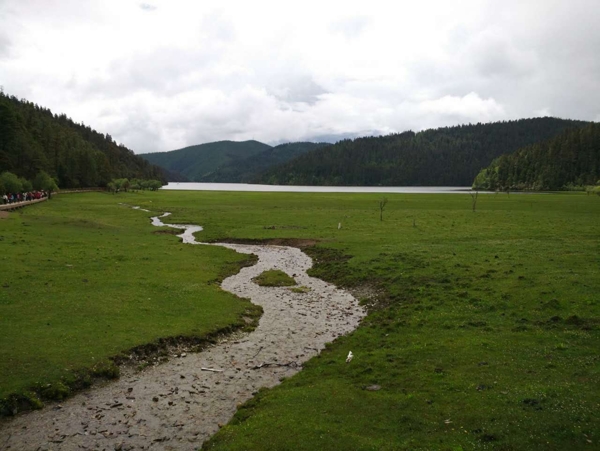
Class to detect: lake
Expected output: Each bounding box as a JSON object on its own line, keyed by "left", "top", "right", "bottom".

{"left": 162, "top": 183, "right": 475, "bottom": 194}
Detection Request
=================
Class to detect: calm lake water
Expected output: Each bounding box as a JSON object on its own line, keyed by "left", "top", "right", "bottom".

{"left": 162, "top": 183, "right": 475, "bottom": 194}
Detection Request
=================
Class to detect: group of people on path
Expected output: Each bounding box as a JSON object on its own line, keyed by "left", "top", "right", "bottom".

{"left": 2, "top": 190, "right": 48, "bottom": 205}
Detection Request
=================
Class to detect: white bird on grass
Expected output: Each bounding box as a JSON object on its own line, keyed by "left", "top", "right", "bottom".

{"left": 346, "top": 351, "right": 353, "bottom": 363}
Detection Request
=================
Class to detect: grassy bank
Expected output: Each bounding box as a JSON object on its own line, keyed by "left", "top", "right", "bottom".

{"left": 187, "top": 190, "right": 598, "bottom": 451}
{"left": 1, "top": 190, "right": 599, "bottom": 450}
{"left": 0, "top": 193, "right": 260, "bottom": 413}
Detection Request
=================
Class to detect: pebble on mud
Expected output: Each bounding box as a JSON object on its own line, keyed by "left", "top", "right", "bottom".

{"left": 364, "top": 385, "right": 381, "bottom": 391}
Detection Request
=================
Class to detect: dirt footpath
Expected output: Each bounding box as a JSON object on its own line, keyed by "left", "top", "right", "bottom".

{"left": 0, "top": 212, "right": 365, "bottom": 451}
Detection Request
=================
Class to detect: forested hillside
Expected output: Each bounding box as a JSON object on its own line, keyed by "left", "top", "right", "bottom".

{"left": 140, "top": 140, "right": 271, "bottom": 182}
{"left": 473, "top": 122, "right": 600, "bottom": 190}
{"left": 0, "top": 92, "right": 165, "bottom": 188}
{"left": 256, "top": 118, "right": 588, "bottom": 186}
{"left": 201, "top": 142, "right": 329, "bottom": 183}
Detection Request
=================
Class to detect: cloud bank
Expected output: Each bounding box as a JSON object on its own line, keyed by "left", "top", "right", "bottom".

{"left": 0, "top": 0, "right": 598, "bottom": 153}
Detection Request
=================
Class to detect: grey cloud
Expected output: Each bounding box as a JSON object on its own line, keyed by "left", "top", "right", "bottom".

{"left": 466, "top": 0, "right": 600, "bottom": 120}
{"left": 200, "top": 10, "right": 236, "bottom": 43}
{"left": 330, "top": 16, "right": 369, "bottom": 39}
{"left": 139, "top": 3, "right": 157, "bottom": 12}
{"left": 2, "top": 0, "right": 600, "bottom": 155}
{"left": 269, "top": 75, "right": 328, "bottom": 105}
{"left": 111, "top": 120, "right": 162, "bottom": 154}
{"left": 0, "top": 1, "right": 15, "bottom": 60}
{"left": 78, "top": 46, "right": 223, "bottom": 99}
{"left": 409, "top": 3, "right": 599, "bottom": 123}
{"left": 468, "top": 35, "right": 536, "bottom": 79}
{"left": 0, "top": 32, "right": 11, "bottom": 59}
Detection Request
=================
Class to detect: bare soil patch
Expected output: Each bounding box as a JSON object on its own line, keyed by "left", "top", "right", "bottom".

{"left": 214, "top": 237, "right": 320, "bottom": 248}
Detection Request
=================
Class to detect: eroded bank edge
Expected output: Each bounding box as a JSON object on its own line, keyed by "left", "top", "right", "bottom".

{"left": 0, "top": 213, "right": 261, "bottom": 418}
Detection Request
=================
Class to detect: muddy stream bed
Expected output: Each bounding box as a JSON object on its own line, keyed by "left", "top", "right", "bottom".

{"left": 1, "top": 210, "right": 365, "bottom": 450}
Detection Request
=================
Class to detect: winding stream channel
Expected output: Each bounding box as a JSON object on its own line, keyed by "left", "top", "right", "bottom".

{"left": 1, "top": 210, "right": 365, "bottom": 451}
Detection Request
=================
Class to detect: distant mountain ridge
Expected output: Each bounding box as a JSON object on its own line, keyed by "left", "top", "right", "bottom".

{"left": 256, "top": 118, "right": 590, "bottom": 186}
{"left": 140, "top": 140, "right": 270, "bottom": 182}
{"left": 140, "top": 141, "right": 327, "bottom": 182}
{"left": 201, "top": 142, "right": 329, "bottom": 183}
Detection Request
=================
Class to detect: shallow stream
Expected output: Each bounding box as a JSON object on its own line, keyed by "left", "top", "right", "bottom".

{"left": 0, "top": 209, "right": 365, "bottom": 450}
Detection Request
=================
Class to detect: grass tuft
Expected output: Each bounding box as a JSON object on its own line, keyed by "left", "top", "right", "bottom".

{"left": 252, "top": 270, "right": 297, "bottom": 287}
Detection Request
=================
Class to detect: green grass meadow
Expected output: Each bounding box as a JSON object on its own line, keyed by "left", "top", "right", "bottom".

{"left": 0, "top": 193, "right": 259, "bottom": 408}
{"left": 1, "top": 190, "right": 599, "bottom": 450}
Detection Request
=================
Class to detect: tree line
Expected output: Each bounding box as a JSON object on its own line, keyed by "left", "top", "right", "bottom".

{"left": 256, "top": 118, "right": 589, "bottom": 186}
{"left": 0, "top": 91, "right": 165, "bottom": 189}
{"left": 0, "top": 170, "right": 58, "bottom": 195}
{"left": 0, "top": 170, "right": 163, "bottom": 196}
{"left": 473, "top": 122, "right": 600, "bottom": 191}
{"left": 107, "top": 178, "right": 163, "bottom": 193}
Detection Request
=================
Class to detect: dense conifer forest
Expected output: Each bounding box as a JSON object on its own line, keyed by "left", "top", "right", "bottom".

{"left": 199, "top": 142, "right": 329, "bottom": 183}
{"left": 141, "top": 141, "right": 328, "bottom": 183}
{"left": 0, "top": 92, "right": 165, "bottom": 188}
{"left": 256, "top": 118, "right": 588, "bottom": 186}
{"left": 473, "top": 122, "right": 600, "bottom": 190}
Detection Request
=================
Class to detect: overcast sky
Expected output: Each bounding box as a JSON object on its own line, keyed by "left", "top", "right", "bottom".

{"left": 1, "top": 0, "right": 599, "bottom": 153}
